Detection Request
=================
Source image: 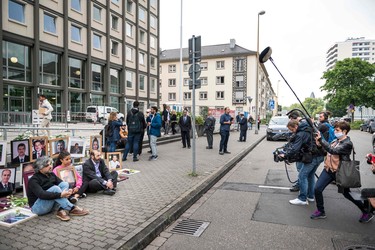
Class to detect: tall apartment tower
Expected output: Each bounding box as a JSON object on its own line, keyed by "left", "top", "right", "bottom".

{"left": 1, "top": 0, "right": 159, "bottom": 122}
{"left": 326, "top": 37, "right": 375, "bottom": 70}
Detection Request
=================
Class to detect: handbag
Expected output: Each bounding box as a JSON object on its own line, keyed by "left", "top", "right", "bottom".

{"left": 336, "top": 148, "right": 361, "bottom": 188}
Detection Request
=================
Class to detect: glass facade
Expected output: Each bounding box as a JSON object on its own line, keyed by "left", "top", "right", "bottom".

{"left": 2, "top": 41, "right": 31, "bottom": 82}
{"left": 9, "top": 0, "right": 25, "bottom": 23}
{"left": 110, "top": 69, "right": 120, "bottom": 93}
{"left": 92, "top": 64, "right": 103, "bottom": 91}
{"left": 69, "top": 58, "right": 84, "bottom": 89}
{"left": 40, "top": 50, "right": 61, "bottom": 86}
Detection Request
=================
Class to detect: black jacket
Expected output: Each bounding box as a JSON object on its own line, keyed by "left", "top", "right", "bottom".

{"left": 126, "top": 108, "right": 147, "bottom": 134}
{"left": 27, "top": 172, "right": 62, "bottom": 207}
{"left": 319, "top": 136, "right": 353, "bottom": 161}
{"left": 284, "top": 122, "right": 312, "bottom": 161}
{"left": 239, "top": 117, "right": 248, "bottom": 131}
{"left": 82, "top": 158, "right": 113, "bottom": 186}
{"left": 179, "top": 115, "right": 192, "bottom": 132}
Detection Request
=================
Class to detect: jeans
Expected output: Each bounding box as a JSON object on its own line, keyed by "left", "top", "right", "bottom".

{"left": 298, "top": 156, "right": 324, "bottom": 201}
{"left": 123, "top": 133, "right": 141, "bottom": 160}
{"left": 150, "top": 135, "right": 158, "bottom": 157}
{"left": 31, "top": 182, "right": 73, "bottom": 215}
{"left": 109, "top": 141, "right": 117, "bottom": 152}
{"left": 219, "top": 130, "right": 230, "bottom": 152}
{"left": 293, "top": 162, "right": 303, "bottom": 187}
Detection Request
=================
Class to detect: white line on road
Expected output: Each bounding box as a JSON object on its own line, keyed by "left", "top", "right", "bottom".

{"left": 258, "top": 185, "right": 291, "bottom": 190}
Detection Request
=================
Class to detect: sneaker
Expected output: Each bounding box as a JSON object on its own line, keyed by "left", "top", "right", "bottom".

{"left": 359, "top": 213, "right": 374, "bottom": 223}
{"left": 56, "top": 210, "right": 70, "bottom": 221}
{"left": 289, "top": 186, "right": 300, "bottom": 192}
{"left": 103, "top": 189, "right": 116, "bottom": 196}
{"left": 307, "top": 198, "right": 315, "bottom": 202}
{"left": 289, "top": 198, "right": 308, "bottom": 205}
{"left": 70, "top": 206, "right": 89, "bottom": 216}
{"left": 69, "top": 196, "right": 78, "bottom": 204}
{"left": 149, "top": 155, "right": 158, "bottom": 161}
{"left": 133, "top": 158, "right": 139, "bottom": 162}
{"left": 224, "top": 151, "right": 231, "bottom": 154}
{"left": 79, "top": 193, "right": 87, "bottom": 198}
{"left": 310, "top": 210, "right": 326, "bottom": 219}
{"left": 219, "top": 151, "right": 224, "bottom": 155}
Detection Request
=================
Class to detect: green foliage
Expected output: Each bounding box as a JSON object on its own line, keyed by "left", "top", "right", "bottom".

{"left": 199, "top": 106, "right": 208, "bottom": 118}
{"left": 325, "top": 101, "right": 347, "bottom": 117}
{"left": 194, "top": 116, "right": 204, "bottom": 125}
{"left": 286, "top": 98, "right": 325, "bottom": 118}
{"left": 321, "top": 58, "right": 375, "bottom": 109}
{"left": 350, "top": 120, "right": 362, "bottom": 130}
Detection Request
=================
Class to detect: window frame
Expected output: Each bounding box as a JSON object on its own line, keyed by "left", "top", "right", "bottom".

{"left": 71, "top": 25, "right": 81, "bottom": 43}
{"left": 43, "top": 13, "right": 57, "bottom": 34}
{"left": 93, "top": 5, "right": 102, "bottom": 22}
{"left": 216, "top": 60, "right": 225, "bottom": 69}
{"left": 93, "top": 33, "right": 102, "bottom": 50}
{"left": 168, "top": 78, "right": 176, "bottom": 87}
{"left": 8, "top": 0, "right": 25, "bottom": 23}
{"left": 216, "top": 91, "right": 224, "bottom": 100}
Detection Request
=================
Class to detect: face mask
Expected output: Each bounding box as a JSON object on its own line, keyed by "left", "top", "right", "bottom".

{"left": 334, "top": 132, "right": 344, "bottom": 139}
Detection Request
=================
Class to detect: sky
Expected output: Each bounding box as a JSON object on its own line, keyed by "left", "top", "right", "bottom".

{"left": 159, "top": 0, "right": 375, "bottom": 107}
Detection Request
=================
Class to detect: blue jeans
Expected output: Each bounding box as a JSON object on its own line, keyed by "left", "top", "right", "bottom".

{"left": 219, "top": 130, "right": 230, "bottom": 152}
{"left": 293, "top": 162, "right": 303, "bottom": 187}
{"left": 123, "top": 133, "right": 141, "bottom": 160}
{"left": 298, "top": 156, "right": 324, "bottom": 201}
{"left": 150, "top": 135, "right": 157, "bottom": 157}
{"left": 109, "top": 141, "right": 117, "bottom": 152}
{"left": 31, "top": 182, "right": 74, "bottom": 215}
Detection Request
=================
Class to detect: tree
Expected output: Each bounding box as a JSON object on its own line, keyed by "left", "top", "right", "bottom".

{"left": 325, "top": 101, "right": 347, "bottom": 118}
{"left": 321, "top": 58, "right": 375, "bottom": 109}
{"left": 286, "top": 98, "right": 324, "bottom": 118}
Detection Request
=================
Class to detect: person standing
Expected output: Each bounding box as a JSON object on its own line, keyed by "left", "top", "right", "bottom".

{"left": 257, "top": 115, "right": 261, "bottom": 130}
{"left": 219, "top": 107, "right": 232, "bottom": 155}
{"left": 238, "top": 113, "right": 248, "bottom": 142}
{"left": 38, "top": 94, "right": 53, "bottom": 137}
{"left": 235, "top": 113, "right": 241, "bottom": 131}
{"left": 248, "top": 115, "right": 254, "bottom": 130}
{"left": 204, "top": 111, "right": 216, "bottom": 149}
{"left": 146, "top": 109, "right": 153, "bottom": 153}
{"left": 148, "top": 106, "right": 162, "bottom": 160}
{"left": 178, "top": 109, "right": 192, "bottom": 149}
{"left": 107, "top": 112, "right": 122, "bottom": 152}
{"left": 170, "top": 110, "right": 178, "bottom": 135}
{"left": 162, "top": 104, "right": 170, "bottom": 135}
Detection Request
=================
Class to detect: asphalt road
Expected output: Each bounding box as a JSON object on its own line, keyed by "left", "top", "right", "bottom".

{"left": 149, "top": 130, "right": 375, "bottom": 250}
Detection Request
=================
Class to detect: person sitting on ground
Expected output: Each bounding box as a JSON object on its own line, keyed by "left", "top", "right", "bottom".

{"left": 27, "top": 156, "right": 89, "bottom": 221}
{"left": 53, "top": 151, "right": 87, "bottom": 203}
{"left": 82, "top": 150, "right": 118, "bottom": 195}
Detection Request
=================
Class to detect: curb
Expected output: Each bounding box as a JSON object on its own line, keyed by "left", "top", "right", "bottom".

{"left": 119, "top": 135, "right": 266, "bottom": 250}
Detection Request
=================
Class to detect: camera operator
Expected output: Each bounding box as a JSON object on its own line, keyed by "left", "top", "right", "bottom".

{"left": 279, "top": 120, "right": 322, "bottom": 206}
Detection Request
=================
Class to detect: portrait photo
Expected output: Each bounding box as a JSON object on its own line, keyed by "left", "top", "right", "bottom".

{"left": 11, "top": 140, "right": 30, "bottom": 165}
{"left": 56, "top": 166, "right": 77, "bottom": 188}
{"left": 0, "top": 141, "right": 6, "bottom": 166}
{"left": 106, "top": 152, "right": 122, "bottom": 170}
{"left": 29, "top": 136, "right": 48, "bottom": 162}
{"left": 0, "top": 167, "right": 17, "bottom": 197}
{"left": 68, "top": 137, "right": 86, "bottom": 158}
{"left": 49, "top": 137, "right": 68, "bottom": 157}
{"left": 21, "top": 162, "right": 34, "bottom": 185}
{"left": 90, "top": 135, "right": 102, "bottom": 153}
{"left": 22, "top": 164, "right": 34, "bottom": 198}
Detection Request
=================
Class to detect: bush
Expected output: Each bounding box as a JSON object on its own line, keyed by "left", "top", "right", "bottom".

{"left": 350, "top": 120, "right": 362, "bottom": 130}
{"left": 194, "top": 116, "right": 205, "bottom": 125}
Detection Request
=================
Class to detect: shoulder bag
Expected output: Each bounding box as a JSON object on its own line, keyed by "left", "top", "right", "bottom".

{"left": 336, "top": 148, "right": 361, "bottom": 188}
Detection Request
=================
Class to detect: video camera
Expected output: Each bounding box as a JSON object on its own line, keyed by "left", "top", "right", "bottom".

{"left": 273, "top": 147, "right": 286, "bottom": 163}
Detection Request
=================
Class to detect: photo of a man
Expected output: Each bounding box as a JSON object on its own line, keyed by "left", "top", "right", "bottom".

{"left": 55, "top": 140, "right": 66, "bottom": 154}
{"left": 0, "top": 169, "right": 15, "bottom": 193}
{"left": 32, "top": 139, "right": 46, "bottom": 160}
{"left": 70, "top": 143, "right": 83, "bottom": 154}
{"left": 12, "top": 142, "right": 30, "bottom": 164}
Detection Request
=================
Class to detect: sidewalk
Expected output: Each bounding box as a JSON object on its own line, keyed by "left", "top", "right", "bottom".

{"left": 0, "top": 128, "right": 265, "bottom": 250}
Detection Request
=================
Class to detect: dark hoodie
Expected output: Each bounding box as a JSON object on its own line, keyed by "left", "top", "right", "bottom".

{"left": 284, "top": 121, "right": 313, "bottom": 161}
{"left": 126, "top": 108, "right": 147, "bottom": 133}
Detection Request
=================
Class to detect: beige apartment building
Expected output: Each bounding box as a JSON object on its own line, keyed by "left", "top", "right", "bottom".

{"left": 159, "top": 40, "right": 276, "bottom": 119}
{"left": 1, "top": 0, "right": 159, "bottom": 123}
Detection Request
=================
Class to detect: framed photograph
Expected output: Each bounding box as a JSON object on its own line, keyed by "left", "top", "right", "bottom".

{"left": 10, "top": 140, "right": 30, "bottom": 164}
{"left": 22, "top": 167, "right": 34, "bottom": 198}
{"left": 0, "top": 141, "right": 6, "bottom": 166}
{"left": 90, "top": 135, "right": 102, "bottom": 153}
{"left": 0, "top": 167, "right": 17, "bottom": 197}
{"left": 49, "top": 137, "right": 69, "bottom": 157}
{"left": 56, "top": 166, "right": 77, "bottom": 189}
{"left": 73, "top": 164, "right": 83, "bottom": 177}
{"left": 68, "top": 137, "right": 86, "bottom": 158}
{"left": 21, "top": 162, "right": 34, "bottom": 186}
{"left": 0, "top": 207, "right": 38, "bottom": 227}
{"left": 106, "top": 152, "right": 122, "bottom": 170}
{"left": 29, "top": 136, "right": 48, "bottom": 162}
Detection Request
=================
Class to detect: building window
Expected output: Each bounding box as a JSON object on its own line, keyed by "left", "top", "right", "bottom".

{"left": 126, "top": 70, "right": 134, "bottom": 88}
{"left": 216, "top": 91, "right": 224, "bottom": 99}
{"left": 139, "top": 75, "right": 145, "bottom": 90}
{"left": 150, "top": 15, "right": 156, "bottom": 29}
{"left": 235, "top": 91, "right": 244, "bottom": 103}
{"left": 201, "top": 77, "right": 208, "bottom": 85}
{"left": 71, "top": 0, "right": 81, "bottom": 12}
{"left": 126, "top": 23, "right": 133, "bottom": 37}
{"left": 71, "top": 25, "right": 81, "bottom": 43}
{"left": 168, "top": 65, "right": 176, "bottom": 73}
{"left": 150, "top": 36, "right": 156, "bottom": 49}
{"left": 40, "top": 50, "right": 61, "bottom": 86}
{"left": 93, "top": 5, "right": 101, "bottom": 22}
{"left": 140, "top": 30, "right": 145, "bottom": 44}
{"left": 184, "top": 64, "right": 189, "bottom": 72}
{"left": 199, "top": 92, "right": 207, "bottom": 100}
{"left": 183, "top": 78, "right": 190, "bottom": 86}
{"left": 126, "top": 46, "right": 133, "bottom": 61}
{"left": 200, "top": 62, "right": 208, "bottom": 70}
{"left": 150, "top": 78, "right": 156, "bottom": 93}
{"left": 92, "top": 63, "right": 103, "bottom": 91}
{"left": 93, "top": 34, "right": 101, "bottom": 50}
{"left": 236, "top": 59, "right": 244, "bottom": 72}
{"left": 150, "top": 0, "right": 157, "bottom": 8}
{"left": 111, "top": 15, "right": 119, "bottom": 30}
{"left": 184, "top": 92, "right": 192, "bottom": 100}
{"left": 236, "top": 75, "right": 244, "bottom": 87}
{"left": 168, "top": 93, "right": 176, "bottom": 101}
{"left": 111, "top": 41, "right": 119, "bottom": 56}
{"left": 44, "top": 13, "right": 56, "bottom": 34}
{"left": 168, "top": 79, "right": 176, "bottom": 87}
{"left": 69, "top": 92, "right": 85, "bottom": 112}
{"left": 2, "top": 41, "right": 31, "bottom": 82}
{"left": 110, "top": 69, "right": 119, "bottom": 93}
{"left": 216, "top": 61, "right": 225, "bottom": 69}
{"left": 9, "top": 0, "right": 25, "bottom": 23}
{"left": 126, "top": 0, "right": 133, "bottom": 13}
{"left": 139, "top": 7, "right": 145, "bottom": 22}
{"left": 150, "top": 56, "right": 156, "bottom": 69}
{"left": 139, "top": 52, "right": 145, "bottom": 65}
{"left": 111, "top": 0, "right": 119, "bottom": 4}
{"left": 69, "top": 57, "right": 84, "bottom": 89}
{"left": 216, "top": 76, "right": 225, "bottom": 85}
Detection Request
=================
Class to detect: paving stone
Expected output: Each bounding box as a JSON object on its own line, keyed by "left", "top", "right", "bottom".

{"left": 144, "top": 245, "right": 160, "bottom": 250}
{"left": 78, "top": 243, "right": 95, "bottom": 249}
{"left": 91, "top": 240, "right": 109, "bottom": 248}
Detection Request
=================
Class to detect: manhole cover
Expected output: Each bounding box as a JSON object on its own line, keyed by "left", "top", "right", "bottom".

{"left": 170, "top": 219, "right": 210, "bottom": 237}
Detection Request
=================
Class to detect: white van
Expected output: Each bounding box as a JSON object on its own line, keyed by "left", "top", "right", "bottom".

{"left": 85, "top": 106, "right": 124, "bottom": 122}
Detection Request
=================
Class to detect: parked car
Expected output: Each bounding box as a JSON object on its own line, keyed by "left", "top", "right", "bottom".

{"left": 85, "top": 106, "right": 124, "bottom": 123}
{"left": 360, "top": 119, "right": 374, "bottom": 132}
{"left": 266, "top": 116, "right": 290, "bottom": 141}
{"left": 372, "top": 132, "right": 375, "bottom": 153}
{"left": 368, "top": 121, "right": 375, "bottom": 133}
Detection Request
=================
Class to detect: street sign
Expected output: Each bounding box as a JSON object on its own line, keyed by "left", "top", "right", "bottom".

{"left": 188, "top": 36, "right": 201, "bottom": 64}
{"left": 269, "top": 100, "right": 275, "bottom": 110}
{"left": 32, "top": 109, "right": 41, "bottom": 124}
{"left": 189, "top": 79, "right": 201, "bottom": 90}
{"left": 188, "top": 64, "right": 201, "bottom": 79}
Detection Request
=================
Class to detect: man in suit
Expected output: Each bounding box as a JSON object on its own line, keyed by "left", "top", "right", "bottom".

{"left": 12, "top": 143, "right": 30, "bottom": 163}
{"left": 0, "top": 169, "right": 15, "bottom": 192}
{"left": 71, "top": 143, "right": 83, "bottom": 154}
{"left": 32, "top": 140, "right": 46, "bottom": 160}
{"left": 178, "top": 109, "right": 192, "bottom": 149}
{"left": 82, "top": 150, "right": 118, "bottom": 195}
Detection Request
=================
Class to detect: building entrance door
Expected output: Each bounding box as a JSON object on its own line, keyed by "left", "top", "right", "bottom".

{"left": 10, "top": 98, "right": 25, "bottom": 123}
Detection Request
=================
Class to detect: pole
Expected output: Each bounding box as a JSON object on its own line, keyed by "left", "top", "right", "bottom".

{"left": 179, "top": 0, "right": 183, "bottom": 104}
{"left": 192, "top": 36, "right": 196, "bottom": 175}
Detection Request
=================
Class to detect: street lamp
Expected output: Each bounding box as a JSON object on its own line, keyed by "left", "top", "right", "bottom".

{"left": 254, "top": 10, "right": 265, "bottom": 134}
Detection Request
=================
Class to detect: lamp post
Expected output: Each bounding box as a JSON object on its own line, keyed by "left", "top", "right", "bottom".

{"left": 254, "top": 10, "right": 265, "bottom": 134}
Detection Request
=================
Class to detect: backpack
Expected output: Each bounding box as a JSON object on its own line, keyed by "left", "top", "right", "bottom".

{"left": 104, "top": 123, "right": 113, "bottom": 138}
{"left": 128, "top": 112, "right": 141, "bottom": 133}
{"left": 324, "top": 122, "right": 336, "bottom": 143}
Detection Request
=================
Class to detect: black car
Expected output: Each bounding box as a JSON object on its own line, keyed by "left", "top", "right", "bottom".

{"left": 266, "top": 116, "right": 290, "bottom": 141}
{"left": 360, "top": 118, "right": 374, "bottom": 132}
{"left": 369, "top": 121, "right": 375, "bottom": 133}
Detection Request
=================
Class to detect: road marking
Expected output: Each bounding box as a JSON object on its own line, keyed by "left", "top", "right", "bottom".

{"left": 258, "top": 185, "right": 290, "bottom": 190}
